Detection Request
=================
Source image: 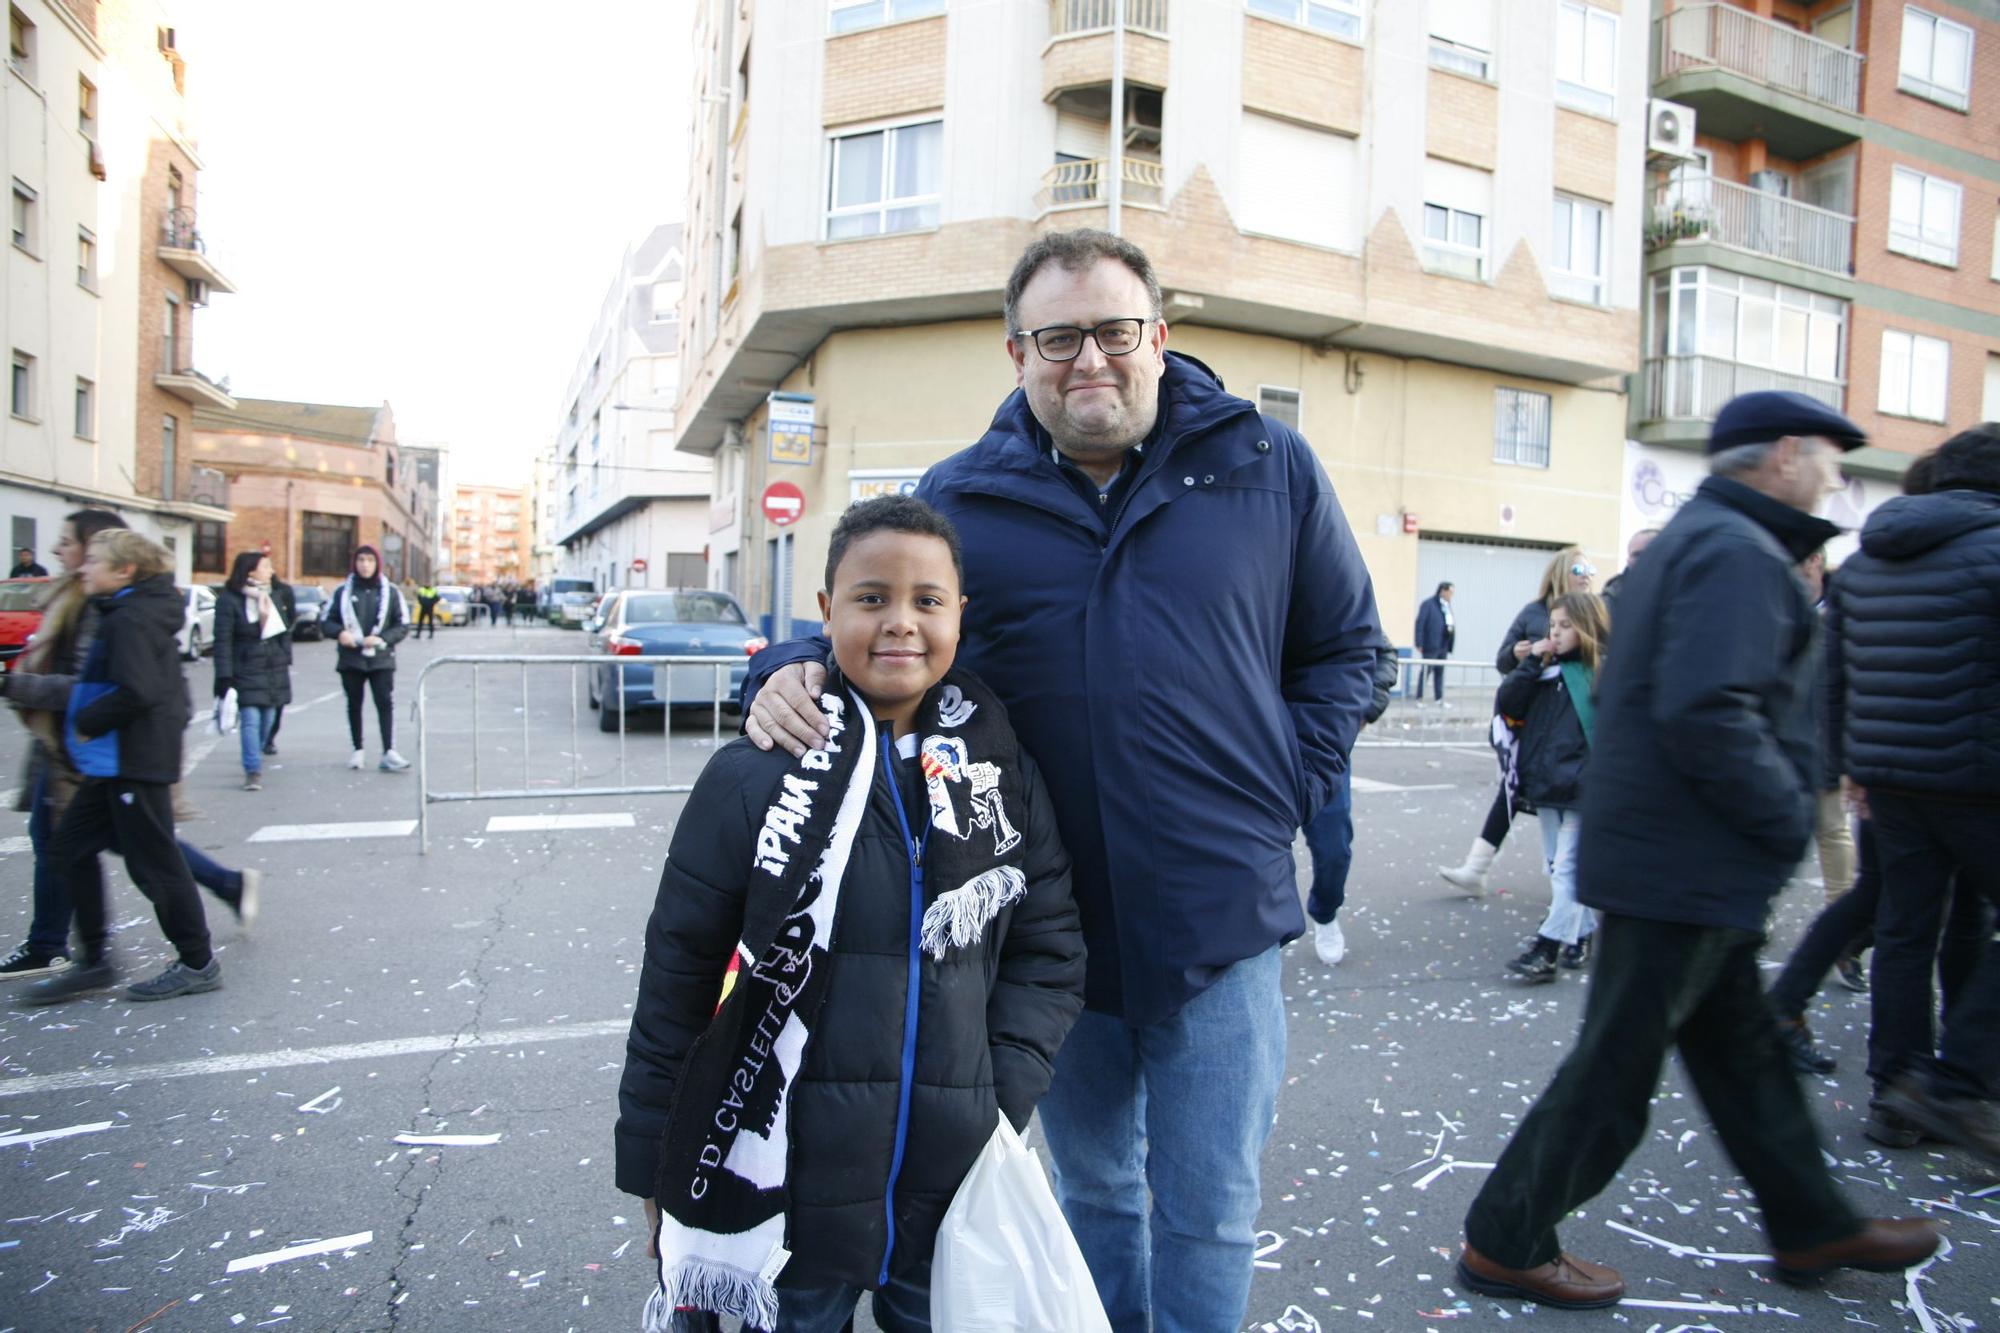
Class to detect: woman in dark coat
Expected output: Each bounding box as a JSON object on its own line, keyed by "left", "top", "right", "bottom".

{"left": 323, "top": 545, "right": 411, "bottom": 771}
{"left": 213, "top": 551, "right": 293, "bottom": 792}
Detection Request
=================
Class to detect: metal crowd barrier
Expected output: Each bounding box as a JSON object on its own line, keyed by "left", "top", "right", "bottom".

{"left": 1360, "top": 656, "right": 1503, "bottom": 750}
{"left": 413, "top": 653, "right": 742, "bottom": 853}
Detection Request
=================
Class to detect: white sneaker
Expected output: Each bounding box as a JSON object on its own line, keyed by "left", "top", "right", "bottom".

{"left": 236, "top": 868, "right": 261, "bottom": 931}
{"left": 348, "top": 749, "right": 366, "bottom": 770}
{"left": 379, "top": 749, "right": 411, "bottom": 772}
{"left": 1314, "top": 919, "right": 1347, "bottom": 966}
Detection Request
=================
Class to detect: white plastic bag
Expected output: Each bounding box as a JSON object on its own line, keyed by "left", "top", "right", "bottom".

{"left": 209, "top": 688, "right": 239, "bottom": 736}
{"left": 932, "top": 1116, "right": 1111, "bottom": 1332}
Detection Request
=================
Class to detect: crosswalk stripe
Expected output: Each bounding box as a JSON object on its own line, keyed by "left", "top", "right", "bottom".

{"left": 247, "top": 819, "right": 418, "bottom": 843}
{"left": 485, "top": 813, "right": 635, "bottom": 832}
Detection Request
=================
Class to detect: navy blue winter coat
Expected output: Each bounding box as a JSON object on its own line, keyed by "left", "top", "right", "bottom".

{"left": 749, "top": 353, "right": 1383, "bottom": 1023}
{"left": 1577, "top": 477, "right": 1838, "bottom": 932}
{"left": 1415, "top": 595, "right": 1454, "bottom": 658}
{"left": 1827, "top": 489, "right": 2000, "bottom": 800}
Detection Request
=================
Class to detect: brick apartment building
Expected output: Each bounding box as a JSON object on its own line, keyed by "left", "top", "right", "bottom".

{"left": 677, "top": 0, "right": 1656, "bottom": 654}
{"left": 186, "top": 398, "right": 435, "bottom": 587}
{"left": 1629, "top": 0, "right": 2000, "bottom": 560}
{"left": 447, "top": 483, "right": 531, "bottom": 587}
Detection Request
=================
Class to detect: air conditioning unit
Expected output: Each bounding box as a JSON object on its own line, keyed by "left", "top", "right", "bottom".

{"left": 88, "top": 140, "right": 107, "bottom": 181}
{"left": 1647, "top": 98, "right": 1697, "bottom": 160}
{"left": 185, "top": 278, "right": 209, "bottom": 306}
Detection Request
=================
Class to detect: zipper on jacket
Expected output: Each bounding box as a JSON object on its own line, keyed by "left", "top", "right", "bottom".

{"left": 875, "top": 731, "right": 928, "bottom": 1287}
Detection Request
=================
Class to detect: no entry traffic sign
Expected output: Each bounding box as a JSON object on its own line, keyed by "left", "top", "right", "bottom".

{"left": 761, "top": 481, "right": 805, "bottom": 528}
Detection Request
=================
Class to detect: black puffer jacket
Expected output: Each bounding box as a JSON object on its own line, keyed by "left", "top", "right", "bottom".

{"left": 212, "top": 587, "right": 293, "bottom": 708}
{"left": 1828, "top": 489, "right": 2000, "bottom": 800}
{"left": 324, "top": 578, "right": 409, "bottom": 673}
{"left": 1578, "top": 477, "right": 1837, "bottom": 932}
{"left": 67, "top": 574, "right": 190, "bottom": 785}
{"left": 616, "top": 736, "right": 1084, "bottom": 1290}
{"left": 1496, "top": 654, "right": 1592, "bottom": 807}
{"left": 1494, "top": 598, "right": 1550, "bottom": 675}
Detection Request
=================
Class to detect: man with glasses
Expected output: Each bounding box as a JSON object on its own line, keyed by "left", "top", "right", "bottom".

{"left": 1457, "top": 391, "right": 1938, "bottom": 1308}
{"left": 744, "top": 228, "right": 1383, "bottom": 1329}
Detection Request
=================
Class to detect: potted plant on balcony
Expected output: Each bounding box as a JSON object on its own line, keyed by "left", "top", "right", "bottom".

{"left": 1645, "top": 207, "right": 1711, "bottom": 250}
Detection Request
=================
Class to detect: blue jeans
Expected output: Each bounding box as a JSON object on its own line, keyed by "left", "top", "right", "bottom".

{"left": 237, "top": 705, "right": 273, "bottom": 775}
{"left": 1039, "top": 945, "right": 1286, "bottom": 1333}
{"left": 1302, "top": 776, "right": 1354, "bottom": 925}
{"left": 24, "top": 768, "right": 71, "bottom": 956}
{"left": 761, "top": 1262, "right": 932, "bottom": 1332}
{"left": 1534, "top": 806, "right": 1590, "bottom": 945}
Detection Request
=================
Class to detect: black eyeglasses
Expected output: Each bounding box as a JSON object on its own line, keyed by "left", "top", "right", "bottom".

{"left": 1012, "top": 318, "right": 1151, "bottom": 362}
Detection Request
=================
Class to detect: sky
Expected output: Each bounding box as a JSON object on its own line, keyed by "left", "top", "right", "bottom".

{"left": 175, "top": 0, "right": 693, "bottom": 487}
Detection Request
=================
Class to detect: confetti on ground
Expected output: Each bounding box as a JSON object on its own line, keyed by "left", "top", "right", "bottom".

{"left": 225, "top": 1231, "right": 374, "bottom": 1274}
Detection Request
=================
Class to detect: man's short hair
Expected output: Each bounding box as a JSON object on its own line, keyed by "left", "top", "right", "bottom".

{"left": 87, "top": 529, "right": 172, "bottom": 579}
{"left": 1003, "top": 228, "right": 1163, "bottom": 338}
{"left": 66, "top": 507, "right": 129, "bottom": 546}
{"left": 1435, "top": 581, "right": 1453, "bottom": 595}
{"left": 824, "top": 494, "right": 964, "bottom": 592}
{"left": 1709, "top": 441, "right": 1779, "bottom": 478}
{"left": 1926, "top": 423, "right": 2000, "bottom": 498}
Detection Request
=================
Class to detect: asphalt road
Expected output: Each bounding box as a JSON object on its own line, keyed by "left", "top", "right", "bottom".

{"left": 0, "top": 627, "right": 1991, "bottom": 1332}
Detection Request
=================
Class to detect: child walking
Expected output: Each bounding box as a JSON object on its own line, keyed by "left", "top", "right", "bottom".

{"left": 27, "top": 530, "right": 223, "bottom": 1004}
{"left": 617, "top": 496, "right": 1085, "bottom": 1332}
{"left": 1499, "top": 591, "right": 1610, "bottom": 983}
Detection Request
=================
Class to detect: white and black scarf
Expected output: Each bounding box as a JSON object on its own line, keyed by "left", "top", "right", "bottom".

{"left": 644, "top": 667, "right": 1027, "bottom": 1329}
{"left": 337, "top": 575, "right": 401, "bottom": 643}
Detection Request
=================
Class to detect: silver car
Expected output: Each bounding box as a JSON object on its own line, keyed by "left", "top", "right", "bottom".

{"left": 177, "top": 584, "right": 216, "bottom": 660}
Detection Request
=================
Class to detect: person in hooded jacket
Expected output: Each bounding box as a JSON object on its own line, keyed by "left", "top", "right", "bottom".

{"left": 1438, "top": 548, "right": 1595, "bottom": 895}
{"left": 1828, "top": 423, "right": 2000, "bottom": 1167}
{"left": 213, "top": 551, "right": 292, "bottom": 791}
{"left": 1497, "top": 592, "right": 1608, "bottom": 982}
{"left": 1303, "top": 647, "right": 1402, "bottom": 968}
{"left": 324, "top": 545, "right": 411, "bottom": 772}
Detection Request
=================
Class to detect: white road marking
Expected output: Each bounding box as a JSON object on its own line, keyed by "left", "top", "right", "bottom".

{"left": 485, "top": 813, "right": 634, "bottom": 832}
{"left": 286, "top": 688, "right": 343, "bottom": 714}
{"left": 0, "top": 1120, "right": 116, "bottom": 1147}
{"left": 0, "top": 1018, "right": 629, "bottom": 1099}
{"left": 247, "top": 819, "right": 418, "bottom": 843}
{"left": 0, "top": 835, "right": 31, "bottom": 856}
{"left": 226, "top": 1230, "right": 373, "bottom": 1274}
{"left": 393, "top": 1133, "right": 501, "bottom": 1147}
{"left": 1349, "top": 778, "right": 1457, "bottom": 794}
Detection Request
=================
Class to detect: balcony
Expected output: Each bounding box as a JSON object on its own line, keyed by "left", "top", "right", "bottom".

{"left": 1638, "top": 354, "right": 1843, "bottom": 427}
{"left": 1648, "top": 176, "right": 1854, "bottom": 278}
{"left": 154, "top": 338, "right": 237, "bottom": 409}
{"left": 1050, "top": 0, "right": 1167, "bottom": 36}
{"left": 157, "top": 208, "right": 238, "bottom": 297}
{"left": 184, "top": 465, "right": 228, "bottom": 509}
{"left": 1655, "top": 4, "right": 1863, "bottom": 159}
{"left": 1044, "top": 0, "right": 1169, "bottom": 97}
{"left": 1036, "top": 157, "right": 1164, "bottom": 213}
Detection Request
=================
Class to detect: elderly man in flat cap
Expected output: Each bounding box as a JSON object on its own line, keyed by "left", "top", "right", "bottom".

{"left": 1454, "top": 391, "right": 1939, "bottom": 1309}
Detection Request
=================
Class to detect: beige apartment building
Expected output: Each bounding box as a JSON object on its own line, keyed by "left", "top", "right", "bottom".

{"left": 678, "top": 0, "right": 1655, "bottom": 653}
{"left": 448, "top": 483, "right": 531, "bottom": 587}
{"left": 1630, "top": 0, "right": 2000, "bottom": 560}
{"left": 5, "top": 0, "right": 234, "bottom": 580}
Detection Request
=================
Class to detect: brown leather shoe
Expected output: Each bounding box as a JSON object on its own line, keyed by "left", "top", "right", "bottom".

{"left": 1772, "top": 1218, "right": 1941, "bottom": 1284}
{"left": 1458, "top": 1243, "right": 1624, "bottom": 1309}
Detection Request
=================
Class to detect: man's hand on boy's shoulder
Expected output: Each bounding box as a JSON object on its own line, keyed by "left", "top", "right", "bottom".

{"left": 746, "top": 662, "right": 829, "bottom": 757}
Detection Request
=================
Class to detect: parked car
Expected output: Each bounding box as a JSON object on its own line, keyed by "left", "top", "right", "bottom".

{"left": 178, "top": 584, "right": 217, "bottom": 661}
{"left": 437, "top": 588, "right": 472, "bottom": 626}
{"left": 586, "top": 589, "right": 765, "bottom": 731}
{"left": 553, "top": 590, "right": 597, "bottom": 628}
{"left": 289, "top": 584, "right": 328, "bottom": 640}
{"left": 0, "top": 577, "right": 50, "bottom": 671}
{"left": 540, "top": 577, "right": 594, "bottom": 621}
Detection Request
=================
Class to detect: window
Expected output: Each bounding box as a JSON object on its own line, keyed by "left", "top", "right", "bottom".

{"left": 1878, "top": 330, "right": 1949, "bottom": 422}
{"left": 74, "top": 378, "right": 94, "bottom": 438}
{"left": 8, "top": 5, "right": 33, "bottom": 79}
{"left": 1983, "top": 352, "right": 2000, "bottom": 422}
{"left": 10, "top": 178, "right": 36, "bottom": 254}
{"left": 1237, "top": 114, "right": 1362, "bottom": 250}
{"left": 163, "top": 294, "right": 180, "bottom": 371}
{"left": 826, "top": 120, "right": 943, "bottom": 239}
{"left": 160, "top": 415, "right": 177, "bottom": 500}
{"left": 1258, "top": 386, "right": 1302, "bottom": 429}
{"left": 77, "top": 227, "right": 96, "bottom": 290}
{"left": 1555, "top": 1, "right": 1618, "bottom": 117}
{"left": 1422, "top": 159, "right": 1490, "bottom": 280}
{"left": 10, "top": 517, "right": 34, "bottom": 565}
{"left": 651, "top": 279, "right": 682, "bottom": 321}
{"left": 193, "top": 521, "right": 226, "bottom": 575}
{"left": 1899, "top": 8, "right": 1973, "bottom": 111}
{"left": 1246, "top": 0, "right": 1363, "bottom": 41}
{"left": 78, "top": 76, "right": 96, "bottom": 139}
{"left": 1494, "top": 388, "right": 1552, "bottom": 468}
{"left": 828, "top": 0, "right": 944, "bottom": 35}
{"left": 1428, "top": 0, "right": 1493, "bottom": 78}
{"left": 301, "top": 512, "right": 358, "bottom": 577}
{"left": 1650, "top": 268, "right": 1847, "bottom": 384}
{"left": 10, "top": 350, "right": 33, "bottom": 419}
{"left": 1550, "top": 196, "right": 1607, "bottom": 304}
{"left": 1889, "top": 166, "right": 1961, "bottom": 266}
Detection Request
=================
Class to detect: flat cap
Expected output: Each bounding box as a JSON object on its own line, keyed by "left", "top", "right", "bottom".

{"left": 1708, "top": 390, "right": 1867, "bottom": 454}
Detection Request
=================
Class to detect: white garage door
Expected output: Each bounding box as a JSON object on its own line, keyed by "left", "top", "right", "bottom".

{"left": 1414, "top": 537, "right": 1565, "bottom": 674}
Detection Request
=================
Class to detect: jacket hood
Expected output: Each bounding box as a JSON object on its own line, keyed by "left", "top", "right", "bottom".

{"left": 100, "top": 572, "right": 186, "bottom": 635}
{"left": 1859, "top": 490, "right": 2000, "bottom": 560}
{"left": 972, "top": 351, "right": 1252, "bottom": 470}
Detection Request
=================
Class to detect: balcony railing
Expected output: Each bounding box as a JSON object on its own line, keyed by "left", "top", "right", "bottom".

{"left": 1657, "top": 4, "right": 1861, "bottom": 113}
{"left": 1649, "top": 175, "right": 1854, "bottom": 276}
{"left": 185, "top": 465, "right": 228, "bottom": 509}
{"left": 154, "top": 336, "right": 236, "bottom": 409}
{"left": 1639, "top": 355, "right": 1843, "bottom": 422}
{"left": 157, "top": 206, "right": 238, "bottom": 295}
{"left": 1050, "top": 0, "right": 1168, "bottom": 35}
{"left": 1036, "top": 157, "right": 1164, "bottom": 212}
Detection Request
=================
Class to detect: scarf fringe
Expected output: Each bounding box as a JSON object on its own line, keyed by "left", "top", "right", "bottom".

{"left": 920, "top": 866, "right": 1026, "bottom": 960}
{"left": 645, "top": 1259, "right": 780, "bottom": 1330}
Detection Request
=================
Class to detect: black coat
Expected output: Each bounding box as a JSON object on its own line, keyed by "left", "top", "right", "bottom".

{"left": 616, "top": 737, "right": 1084, "bottom": 1289}
{"left": 212, "top": 587, "right": 293, "bottom": 708}
{"left": 1496, "top": 656, "right": 1592, "bottom": 808}
{"left": 324, "top": 578, "right": 409, "bottom": 673}
{"left": 1828, "top": 489, "right": 2000, "bottom": 800}
{"left": 1415, "top": 595, "right": 1455, "bottom": 658}
{"left": 67, "top": 574, "right": 190, "bottom": 785}
{"left": 1577, "top": 476, "right": 1838, "bottom": 933}
{"left": 1494, "top": 598, "right": 1550, "bottom": 675}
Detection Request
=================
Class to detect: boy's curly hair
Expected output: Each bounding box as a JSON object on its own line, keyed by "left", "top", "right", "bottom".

{"left": 823, "top": 495, "right": 963, "bottom": 592}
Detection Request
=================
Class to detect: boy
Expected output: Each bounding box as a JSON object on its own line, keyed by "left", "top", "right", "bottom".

{"left": 617, "top": 496, "right": 1085, "bottom": 1332}
{"left": 26, "top": 530, "right": 223, "bottom": 1005}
